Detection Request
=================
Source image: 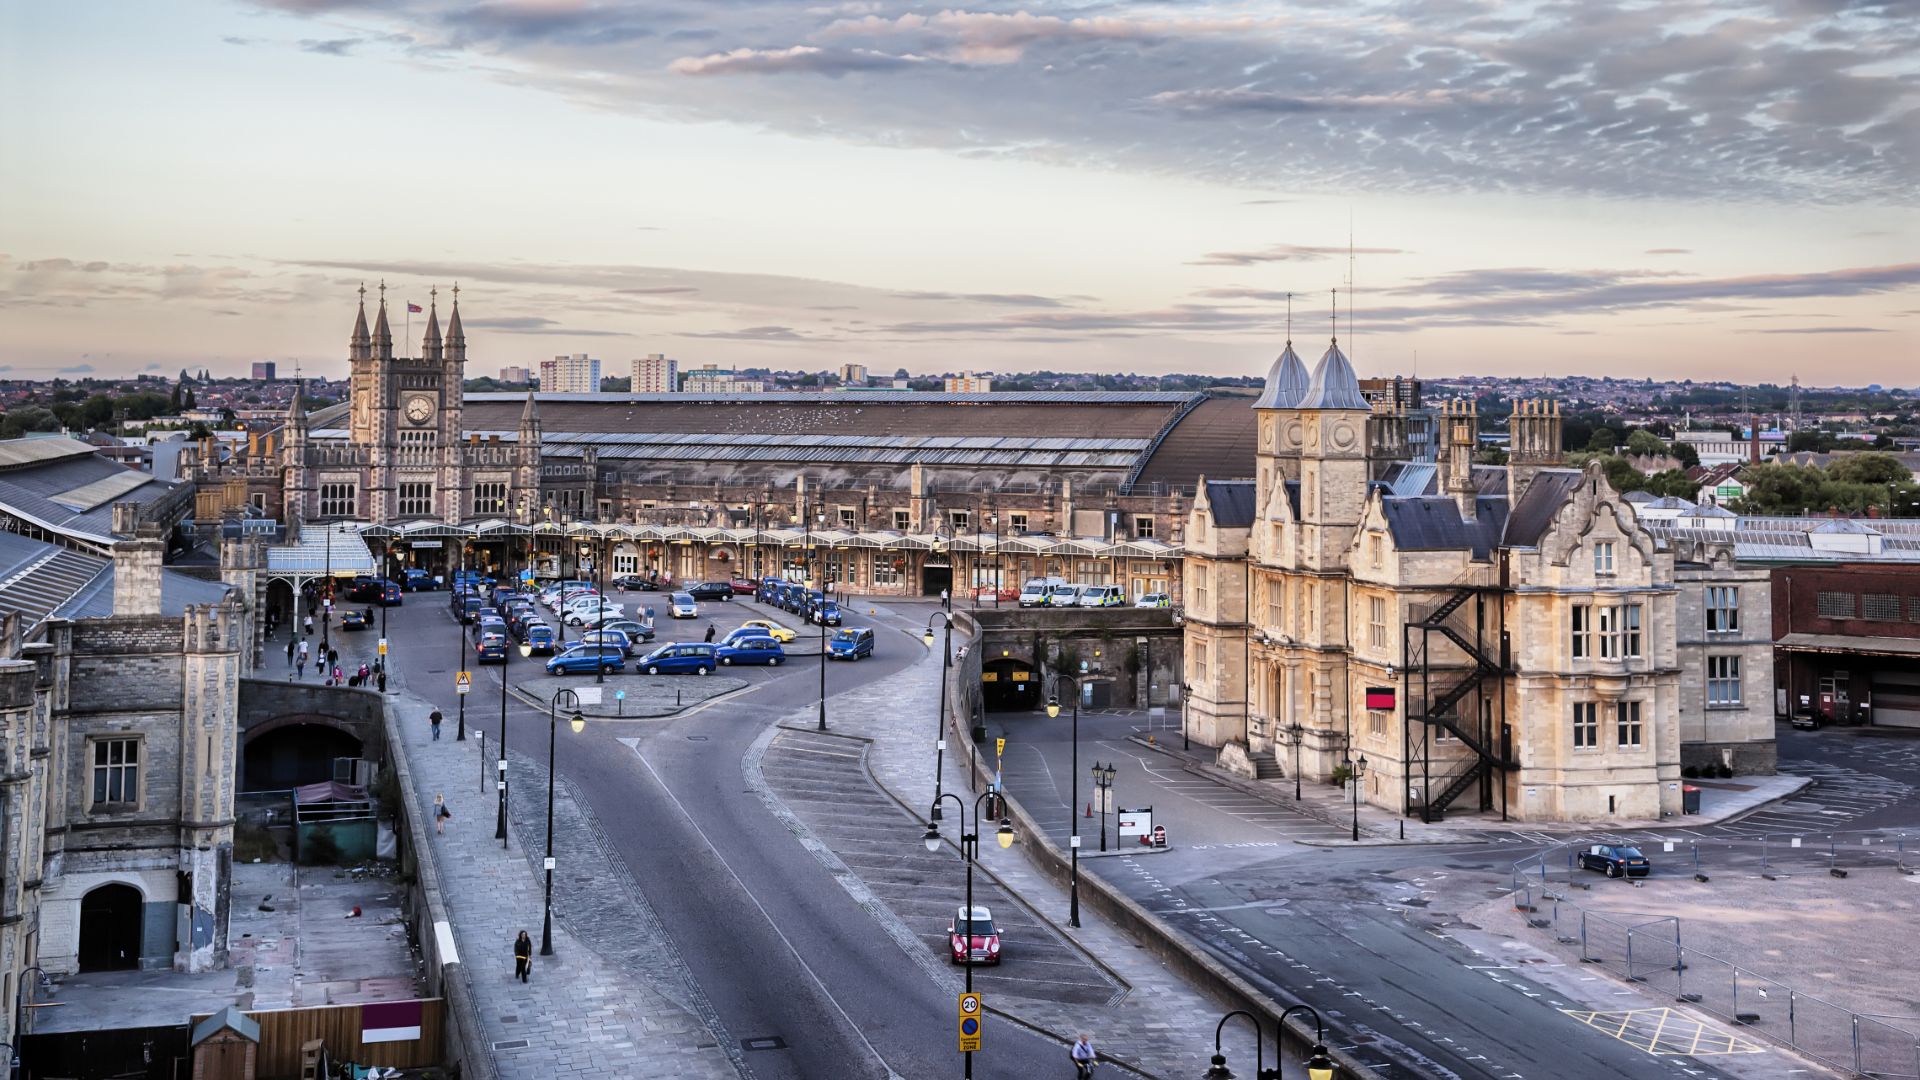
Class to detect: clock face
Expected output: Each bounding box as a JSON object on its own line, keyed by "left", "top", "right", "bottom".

{"left": 405, "top": 395, "right": 434, "bottom": 425}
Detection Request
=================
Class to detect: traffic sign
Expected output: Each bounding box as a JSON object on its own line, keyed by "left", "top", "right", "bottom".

{"left": 995, "top": 737, "right": 1006, "bottom": 757}
{"left": 455, "top": 671, "right": 472, "bottom": 695}
{"left": 957, "top": 992, "right": 983, "bottom": 1052}
{"left": 377, "top": 638, "right": 389, "bottom": 656}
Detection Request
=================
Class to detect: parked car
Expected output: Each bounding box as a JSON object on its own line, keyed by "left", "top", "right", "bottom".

{"left": 546, "top": 643, "right": 625, "bottom": 675}
{"left": 669, "top": 593, "right": 698, "bottom": 619}
{"left": 453, "top": 569, "right": 494, "bottom": 591}
{"left": 829, "top": 627, "right": 875, "bottom": 660}
{"left": 1045, "top": 584, "right": 1086, "bottom": 607}
{"left": 636, "top": 642, "right": 718, "bottom": 675}
{"left": 947, "top": 905, "right": 1001, "bottom": 965}
{"left": 1134, "top": 592, "right": 1173, "bottom": 608}
{"left": 520, "top": 621, "right": 557, "bottom": 655}
{"left": 811, "top": 601, "right": 844, "bottom": 626}
{"left": 1077, "top": 585, "right": 1124, "bottom": 608}
{"left": 564, "top": 598, "right": 626, "bottom": 626}
{"left": 611, "top": 575, "right": 659, "bottom": 591}
{"left": 729, "top": 577, "right": 758, "bottom": 595}
{"left": 1018, "top": 577, "right": 1063, "bottom": 607}
{"left": 401, "top": 568, "right": 438, "bottom": 591}
{"left": 350, "top": 577, "right": 404, "bottom": 605}
{"left": 718, "top": 636, "right": 785, "bottom": 666}
{"left": 685, "top": 581, "right": 734, "bottom": 602}
{"left": 578, "top": 629, "right": 636, "bottom": 656}
{"left": 1577, "top": 844, "right": 1651, "bottom": 878}
{"left": 739, "top": 619, "right": 796, "bottom": 643}
{"left": 598, "top": 619, "right": 655, "bottom": 645}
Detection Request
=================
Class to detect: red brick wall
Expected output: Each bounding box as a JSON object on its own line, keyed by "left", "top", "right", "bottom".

{"left": 1772, "top": 563, "right": 1920, "bottom": 639}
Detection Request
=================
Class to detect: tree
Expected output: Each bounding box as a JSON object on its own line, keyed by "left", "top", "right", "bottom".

{"left": 182, "top": 386, "right": 196, "bottom": 410}
{"left": 1644, "top": 470, "right": 1698, "bottom": 498}
{"left": 1586, "top": 427, "right": 1618, "bottom": 453}
{"left": 1670, "top": 441, "right": 1700, "bottom": 469}
{"left": 1828, "top": 453, "right": 1908, "bottom": 486}
{"left": 1, "top": 407, "right": 61, "bottom": 439}
{"left": 1624, "top": 429, "right": 1666, "bottom": 458}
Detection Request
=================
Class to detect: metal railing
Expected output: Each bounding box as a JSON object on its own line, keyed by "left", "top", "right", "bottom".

{"left": 1510, "top": 836, "right": 1920, "bottom": 1077}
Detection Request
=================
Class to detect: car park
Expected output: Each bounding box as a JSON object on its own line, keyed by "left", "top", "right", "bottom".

{"left": 947, "top": 905, "right": 1001, "bottom": 965}
{"left": 519, "top": 622, "right": 557, "bottom": 655}
{"left": 669, "top": 593, "right": 698, "bottom": 618}
{"left": 546, "top": 643, "right": 625, "bottom": 675}
{"left": 829, "top": 627, "right": 875, "bottom": 660}
{"left": 718, "top": 636, "right": 785, "bottom": 666}
{"left": 685, "top": 581, "right": 734, "bottom": 602}
{"left": 739, "top": 619, "right": 796, "bottom": 643}
{"left": 1077, "top": 585, "right": 1124, "bottom": 607}
{"left": 1134, "top": 592, "right": 1172, "bottom": 608}
{"left": 1577, "top": 844, "right": 1651, "bottom": 878}
{"left": 610, "top": 575, "right": 659, "bottom": 591}
{"left": 637, "top": 642, "right": 718, "bottom": 675}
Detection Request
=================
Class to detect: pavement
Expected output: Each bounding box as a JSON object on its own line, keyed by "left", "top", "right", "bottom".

{"left": 509, "top": 668, "right": 748, "bottom": 718}
{"left": 37, "top": 862, "right": 418, "bottom": 1032}
{"left": 384, "top": 643, "right": 742, "bottom": 1078}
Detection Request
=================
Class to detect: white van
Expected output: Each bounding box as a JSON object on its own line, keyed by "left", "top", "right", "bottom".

{"left": 1046, "top": 584, "right": 1086, "bottom": 607}
{"left": 1077, "top": 585, "right": 1124, "bottom": 608}
{"left": 1019, "top": 577, "right": 1064, "bottom": 607}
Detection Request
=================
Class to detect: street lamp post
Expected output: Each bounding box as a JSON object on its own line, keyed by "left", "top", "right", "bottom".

{"left": 1287, "top": 721, "right": 1304, "bottom": 801}
{"left": 923, "top": 612, "right": 955, "bottom": 820}
{"left": 454, "top": 542, "right": 468, "bottom": 742}
{"left": 1092, "top": 760, "right": 1116, "bottom": 851}
{"left": 535, "top": 685, "right": 586, "bottom": 955}
{"left": 11, "top": 964, "right": 50, "bottom": 1072}
{"left": 496, "top": 587, "right": 512, "bottom": 845}
{"left": 922, "top": 792, "right": 1014, "bottom": 1080}
{"left": 1181, "top": 680, "right": 1192, "bottom": 752}
{"left": 1202, "top": 1005, "right": 1336, "bottom": 1080}
{"left": 1348, "top": 754, "right": 1368, "bottom": 842}
{"left": 1046, "top": 679, "right": 1084, "bottom": 928}
{"left": 797, "top": 503, "right": 827, "bottom": 731}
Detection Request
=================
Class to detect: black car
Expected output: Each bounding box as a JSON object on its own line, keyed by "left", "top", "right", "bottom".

{"left": 1577, "top": 844, "right": 1651, "bottom": 878}
{"left": 611, "top": 575, "right": 659, "bottom": 592}
{"left": 685, "top": 581, "right": 734, "bottom": 602}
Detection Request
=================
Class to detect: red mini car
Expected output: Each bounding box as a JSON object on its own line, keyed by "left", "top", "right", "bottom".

{"left": 729, "top": 577, "right": 757, "bottom": 595}
{"left": 948, "top": 905, "right": 1001, "bottom": 965}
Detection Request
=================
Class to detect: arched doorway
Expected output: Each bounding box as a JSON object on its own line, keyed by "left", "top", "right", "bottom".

{"left": 79, "top": 883, "right": 143, "bottom": 971}
{"left": 982, "top": 658, "right": 1041, "bottom": 711}
{"left": 242, "top": 723, "right": 364, "bottom": 791}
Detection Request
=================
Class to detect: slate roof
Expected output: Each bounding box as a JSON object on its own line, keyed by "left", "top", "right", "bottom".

{"left": 0, "top": 532, "right": 109, "bottom": 627}
{"left": 1501, "top": 469, "right": 1586, "bottom": 547}
{"left": 1204, "top": 480, "right": 1256, "bottom": 528}
{"left": 56, "top": 564, "right": 234, "bottom": 620}
{"left": 1382, "top": 496, "right": 1509, "bottom": 558}
{"left": 0, "top": 438, "right": 177, "bottom": 545}
{"left": 191, "top": 1005, "right": 260, "bottom": 1047}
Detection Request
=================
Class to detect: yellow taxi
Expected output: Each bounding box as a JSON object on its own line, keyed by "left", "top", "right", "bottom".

{"left": 740, "top": 619, "right": 797, "bottom": 643}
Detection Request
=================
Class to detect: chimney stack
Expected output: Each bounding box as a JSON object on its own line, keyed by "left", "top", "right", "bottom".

{"left": 113, "top": 528, "right": 167, "bottom": 618}
{"left": 1441, "top": 399, "right": 1480, "bottom": 521}
{"left": 1507, "top": 398, "right": 1565, "bottom": 503}
{"left": 1749, "top": 416, "right": 1760, "bottom": 465}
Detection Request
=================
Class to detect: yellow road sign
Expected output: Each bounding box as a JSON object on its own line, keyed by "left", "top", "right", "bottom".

{"left": 377, "top": 638, "right": 389, "bottom": 656}
{"left": 456, "top": 670, "right": 472, "bottom": 695}
{"left": 958, "top": 993, "right": 983, "bottom": 1052}
{"left": 996, "top": 738, "right": 1006, "bottom": 757}
{"left": 958, "top": 992, "right": 981, "bottom": 1017}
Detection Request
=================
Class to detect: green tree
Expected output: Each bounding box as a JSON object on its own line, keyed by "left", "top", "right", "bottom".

{"left": 1624, "top": 429, "right": 1666, "bottom": 458}
{"left": 1828, "top": 453, "right": 1908, "bottom": 486}
{"left": 0, "top": 407, "right": 61, "bottom": 439}
{"left": 1586, "top": 427, "right": 1618, "bottom": 453}
{"left": 1670, "top": 441, "right": 1700, "bottom": 469}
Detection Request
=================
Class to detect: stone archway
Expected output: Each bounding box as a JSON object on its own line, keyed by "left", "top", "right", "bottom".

{"left": 242, "top": 719, "right": 365, "bottom": 791}
{"left": 982, "top": 657, "right": 1041, "bottom": 711}
{"left": 79, "top": 883, "right": 144, "bottom": 972}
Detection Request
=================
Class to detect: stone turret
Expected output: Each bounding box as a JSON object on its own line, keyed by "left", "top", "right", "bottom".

{"left": 372, "top": 283, "right": 394, "bottom": 361}
{"left": 1506, "top": 398, "right": 1564, "bottom": 503}
{"left": 350, "top": 284, "right": 371, "bottom": 362}
{"left": 420, "top": 287, "right": 442, "bottom": 362}
{"left": 1440, "top": 398, "right": 1479, "bottom": 520}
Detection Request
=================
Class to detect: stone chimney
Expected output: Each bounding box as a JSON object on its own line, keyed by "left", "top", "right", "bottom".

{"left": 1506, "top": 398, "right": 1565, "bottom": 504}
{"left": 113, "top": 528, "right": 167, "bottom": 618}
{"left": 1749, "top": 415, "right": 1761, "bottom": 465}
{"left": 1440, "top": 399, "right": 1479, "bottom": 521}
{"left": 110, "top": 500, "right": 141, "bottom": 538}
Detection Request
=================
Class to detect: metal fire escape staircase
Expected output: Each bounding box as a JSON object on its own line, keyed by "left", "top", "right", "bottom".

{"left": 1408, "top": 575, "right": 1515, "bottom": 820}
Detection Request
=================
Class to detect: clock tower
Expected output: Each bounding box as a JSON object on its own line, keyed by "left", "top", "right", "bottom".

{"left": 334, "top": 283, "right": 474, "bottom": 524}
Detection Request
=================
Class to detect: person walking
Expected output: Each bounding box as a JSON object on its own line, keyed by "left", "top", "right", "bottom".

{"left": 303, "top": 614, "right": 314, "bottom": 636}
{"left": 1070, "top": 1033, "right": 1097, "bottom": 1078}
{"left": 430, "top": 708, "right": 443, "bottom": 742}
{"left": 434, "top": 794, "right": 450, "bottom": 835}
{"left": 704, "top": 623, "right": 716, "bottom": 643}
{"left": 941, "top": 586, "right": 951, "bottom": 612}
{"left": 286, "top": 638, "right": 296, "bottom": 667}
{"left": 327, "top": 646, "right": 339, "bottom": 669}
{"left": 513, "top": 930, "right": 533, "bottom": 983}
{"left": 296, "top": 639, "right": 309, "bottom": 678}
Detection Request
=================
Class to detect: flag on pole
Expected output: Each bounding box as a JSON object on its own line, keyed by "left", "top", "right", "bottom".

{"left": 407, "top": 302, "right": 423, "bottom": 313}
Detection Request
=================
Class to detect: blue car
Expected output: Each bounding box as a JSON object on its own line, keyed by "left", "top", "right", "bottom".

{"left": 450, "top": 591, "right": 483, "bottom": 623}
{"left": 829, "top": 627, "right": 875, "bottom": 661}
{"left": 636, "top": 643, "right": 719, "bottom": 675}
{"left": 811, "top": 601, "right": 843, "bottom": 627}
{"left": 546, "top": 643, "right": 625, "bottom": 675}
{"left": 718, "top": 636, "right": 785, "bottom": 666}
{"left": 521, "top": 622, "right": 556, "bottom": 655}
{"left": 401, "top": 568, "right": 438, "bottom": 592}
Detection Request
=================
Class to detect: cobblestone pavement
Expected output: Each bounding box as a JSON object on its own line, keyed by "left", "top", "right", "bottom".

{"left": 389, "top": 664, "right": 742, "bottom": 1079}
{"left": 745, "top": 604, "right": 1264, "bottom": 1079}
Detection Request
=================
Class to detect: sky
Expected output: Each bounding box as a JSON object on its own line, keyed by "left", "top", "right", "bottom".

{"left": 1, "top": 0, "right": 1915, "bottom": 386}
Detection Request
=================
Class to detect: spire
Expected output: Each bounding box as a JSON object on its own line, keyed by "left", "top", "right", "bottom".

{"left": 350, "top": 283, "right": 371, "bottom": 361}
{"left": 520, "top": 387, "right": 540, "bottom": 429}
{"left": 287, "top": 380, "right": 307, "bottom": 430}
{"left": 372, "top": 279, "right": 393, "bottom": 360}
{"left": 1298, "top": 339, "right": 1368, "bottom": 411}
{"left": 445, "top": 281, "right": 466, "bottom": 362}
{"left": 421, "top": 285, "right": 443, "bottom": 361}
{"left": 1254, "top": 342, "right": 1309, "bottom": 410}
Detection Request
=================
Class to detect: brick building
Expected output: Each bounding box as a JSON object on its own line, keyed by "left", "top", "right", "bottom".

{"left": 1771, "top": 563, "right": 1920, "bottom": 727}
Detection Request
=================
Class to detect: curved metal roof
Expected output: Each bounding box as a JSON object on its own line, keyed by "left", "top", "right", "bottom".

{"left": 1252, "top": 343, "right": 1310, "bottom": 410}
{"left": 1298, "top": 341, "right": 1369, "bottom": 411}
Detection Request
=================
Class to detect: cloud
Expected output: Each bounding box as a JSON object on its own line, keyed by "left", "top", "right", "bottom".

{"left": 821, "top": 10, "right": 1268, "bottom": 65}
{"left": 1151, "top": 88, "right": 1512, "bottom": 115}
{"left": 462, "top": 316, "right": 632, "bottom": 336}
{"left": 1189, "top": 245, "right": 1410, "bottom": 267}
{"left": 1742, "top": 325, "right": 1889, "bottom": 334}
{"left": 679, "top": 325, "right": 813, "bottom": 340}
{"left": 60, "top": 363, "right": 95, "bottom": 374}
{"left": 1645, "top": 248, "right": 1693, "bottom": 255}
{"left": 889, "top": 290, "right": 1071, "bottom": 307}
{"left": 299, "top": 37, "right": 363, "bottom": 55}
{"left": 669, "top": 45, "right": 918, "bottom": 77}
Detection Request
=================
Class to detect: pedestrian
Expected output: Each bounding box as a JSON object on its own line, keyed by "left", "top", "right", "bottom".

{"left": 327, "top": 647, "right": 339, "bottom": 668}
{"left": 332, "top": 665, "right": 343, "bottom": 685}
{"left": 430, "top": 709, "right": 443, "bottom": 741}
{"left": 514, "top": 930, "right": 533, "bottom": 983}
{"left": 297, "top": 656, "right": 307, "bottom": 678}
{"left": 286, "top": 638, "right": 296, "bottom": 667}
{"left": 941, "top": 587, "right": 950, "bottom": 611}
{"left": 704, "top": 623, "right": 716, "bottom": 643}
{"left": 434, "top": 794, "right": 450, "bottom": 834}
{"left": 304, "top": 614, "right": 314, "bottom": 636}
{"left": 1070, "top": 1033, "right": 1097, "bottom": 1078}
{"left": 358, "top": 662, "right": 370, "bottom": 683}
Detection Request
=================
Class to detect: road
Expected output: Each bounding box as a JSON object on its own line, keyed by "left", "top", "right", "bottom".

{"left": 985, "top": 706, "right": 1920, "bottom": 1080}
{"left": 373, "top": 591, "right": 1075, "bottom": 1080}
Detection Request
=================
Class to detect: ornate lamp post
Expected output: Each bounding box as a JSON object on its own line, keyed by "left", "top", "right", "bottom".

{"left": 1046, "top": 677, "right": 1084, "bottom": 928}
{"left": 1287, "top": 721, "right": 1304, "bottom": 801}
{"left": 1092, "top": 760, "right": 1117, "bottom": 851}
{"left": 923, "top": 612, "right": 954, "bottom": 820}
{"left": 1347, "top": 754, "right": 1368, "bottom": 842}
{"left": 923, "top": 793, "right": 1014, "bottom": 1079}
{"left": 1201, "top": 1004, "right": 1336, "bottom": 1080}
{"left": 536, "top": 687, "right": 586, "bottom": 955}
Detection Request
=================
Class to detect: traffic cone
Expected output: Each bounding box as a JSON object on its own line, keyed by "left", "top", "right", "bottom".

{"left": 1085, "top": 802, "right": 1092, "bottom": 818}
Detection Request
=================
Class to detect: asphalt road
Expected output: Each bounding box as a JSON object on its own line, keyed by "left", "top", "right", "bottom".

{"left": 383, "top": 592, "right": 1074, "bottom": 1080}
